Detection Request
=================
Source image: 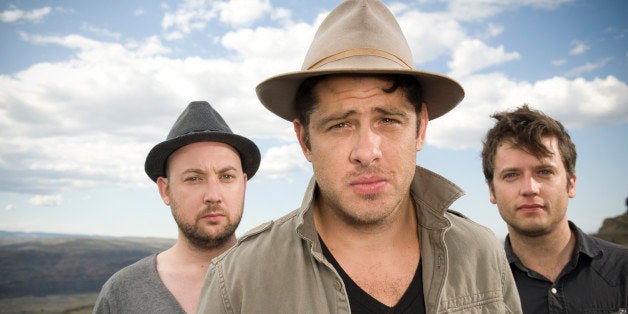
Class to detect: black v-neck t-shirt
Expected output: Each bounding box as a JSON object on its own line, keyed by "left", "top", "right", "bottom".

{"left": 320, "top": 238, "right": 426, "bottom": 313}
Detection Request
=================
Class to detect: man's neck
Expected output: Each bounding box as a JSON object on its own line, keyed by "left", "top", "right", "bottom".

{"left": 509, "top": 221, "right": 575, "bottom": 282}
{"left": 156, "top": 236, "right": 236, "bottom": 313}
{"left": 314, "top": 197, "right": 420, "bottom": 307}
{"left": 171, "top": 236, "right": 236, "bottom": 265}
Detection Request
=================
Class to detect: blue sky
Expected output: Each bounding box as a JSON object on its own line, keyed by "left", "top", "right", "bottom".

{"left": 0, "top": 0, "right": 626, "bottom": 240}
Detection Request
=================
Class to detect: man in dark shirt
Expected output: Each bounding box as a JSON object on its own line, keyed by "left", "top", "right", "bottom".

{"left": 481, "top": 105, "right": 628, "bottom": 313}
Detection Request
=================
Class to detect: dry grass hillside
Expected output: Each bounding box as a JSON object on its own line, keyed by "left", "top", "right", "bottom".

{"left": 0, "top": 231, "right": 174, "bottom": 313}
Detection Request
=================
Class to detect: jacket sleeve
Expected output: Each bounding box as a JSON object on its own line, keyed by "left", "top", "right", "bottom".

{"left": 197, "top": 262, "right": 233, "bottom": 314}
{"left": 499, "top": 250, "right": 523, "bottom": 313}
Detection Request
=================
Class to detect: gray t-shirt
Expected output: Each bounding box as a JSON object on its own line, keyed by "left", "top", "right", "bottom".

{"left": 93, "top": 254, "right": 186, "bottom": 314}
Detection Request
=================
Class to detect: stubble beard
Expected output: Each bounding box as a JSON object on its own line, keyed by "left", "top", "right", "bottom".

{"left": 171, "top": 201, "right": 242, "bottom": 251}
{"left": 318, "top": 166, "right": 409, "bottom": 227}
{"left": 506, "top": 212, "right": 556, "bottom": 238}
{"left": 321, "top": 185, "right": 403, "bottom": 227}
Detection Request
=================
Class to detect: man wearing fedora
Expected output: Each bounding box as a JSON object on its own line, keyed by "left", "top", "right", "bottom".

{"left": 93, "top": 101, "right": 260, "bottom": 313}
{"left": 198, "top": 0, "right": 521, "bottom": 313}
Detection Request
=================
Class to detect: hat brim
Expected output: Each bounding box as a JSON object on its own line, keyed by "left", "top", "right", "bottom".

{"left": 256, "top": 68, "right": 464, "bottom": 122}
{"left": 145, "top": 131, "right": 261, "bottom": 182}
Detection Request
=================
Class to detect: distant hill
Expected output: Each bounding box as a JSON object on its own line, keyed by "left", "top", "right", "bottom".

{"left": 0, "top": 231, "right": 174, "bottom": 299}
{"left": 593, "top": 213, "right": 628, "bottom": 246}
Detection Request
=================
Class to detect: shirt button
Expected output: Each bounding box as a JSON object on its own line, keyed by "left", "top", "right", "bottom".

{"left": 334, "top": 280, "right": 342, "bottom": 292}
{"left": 551, "top": 288, "right": 557, "bottom": 294}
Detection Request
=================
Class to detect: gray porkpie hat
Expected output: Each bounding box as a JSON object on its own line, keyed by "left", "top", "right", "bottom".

{"left": 144, "top": 101, "right": 261, "bottom": 182}
{"left": 256, "top": 0, "right": 465, "bottom": 122}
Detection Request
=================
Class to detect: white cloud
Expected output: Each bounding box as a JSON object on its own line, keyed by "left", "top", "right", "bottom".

{"left": 134, "top": 8, "right": 145, "bottom": 17}
{"left": 220, "top": 22, "right": 314, "bottom": 65}
{"left": 81, "top": 23, "right": 122, "bottom": 40}
{"left": 397, "top": 10, "right": 467, "bottom": 65}
{"left": 217, "top": 0, "right": 271, "bottom": 27}
{"left": 0, "top": 27, "right": 308, "bottom": 193}
{"left": 449, "top": 39, "right": 521, "bottom": 77}
{"left": 428, "top": 73, "right": 628, "bottom": 150}
{"left": 270, "top": 7, "right": 291, "bottom": 21}
{"left": 0, "top": 6, "right": 51, "bottom": 23}
{"left": 564, "top": 57, "right": 612, "bottom": 78}
{"left": 3, "top": 204, "right": 13, "bottom": 211}
{"left": 570, "top": 40, "right": 590, "bottom": 55}
{"left": 161, "top": 0, "right": 217, "bottom": 40}
{"left": 29, "top": 194, "right": 63, "bottom": 207}
{"left": 126, "top": 36, "right": 172, "bottom": 57}
{"left": 447, "top": 0, "right": 573, "bottom": 21}
{"left": 160, "top": 0, "right": 275, "bottom": 40}
{"left": 258, "top": 144, "right": 310, "bottom": 180}
{"left": 552, "top": 59, "right": 567, "bottom": 66}
{"left": 483, "top": 23, "right": 505, "bottom": 39}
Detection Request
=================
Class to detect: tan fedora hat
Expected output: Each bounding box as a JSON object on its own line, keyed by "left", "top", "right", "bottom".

{"left": 256, "top": 0, "right": 464, "bottom": 121}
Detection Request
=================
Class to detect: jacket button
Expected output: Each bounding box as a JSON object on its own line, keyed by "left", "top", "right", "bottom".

{"left": 551, "top": 288, "right": 557, "bottom": 294}
{"left": 334, "top": 280, "right": 342, "bottom": 292}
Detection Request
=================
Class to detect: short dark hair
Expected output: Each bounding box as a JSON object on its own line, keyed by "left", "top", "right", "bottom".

{"left": 294, "top": 74, "right": 423, "bottom": 149}
{"left": 481, "top": 104, "right": 577, "bottom": 189}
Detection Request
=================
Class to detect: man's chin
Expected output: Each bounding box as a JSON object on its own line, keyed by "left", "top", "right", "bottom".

{"left": 186, "top": 233, "right": 231, "bottom": 250}
{"left": 181, "top": 224, "right": 238, "bottom": 250}
{"left": 513, "top": 224, "right": 551, "bottom": 238}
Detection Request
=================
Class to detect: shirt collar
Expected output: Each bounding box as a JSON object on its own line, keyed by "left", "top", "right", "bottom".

{"left": 505, "top": 221, "right": 603, "bottom": 266}
{"left": 569, "top": 220, "right": 603, "bottom": 260}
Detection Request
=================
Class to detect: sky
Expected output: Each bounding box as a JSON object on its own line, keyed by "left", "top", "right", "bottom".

{"left": 0, "top": 0, "right": 626, "bottom": 241}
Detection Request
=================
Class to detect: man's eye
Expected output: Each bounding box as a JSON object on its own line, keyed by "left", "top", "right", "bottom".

{"left": 539, "top": 169, "right": 553, "bottom": 175}
{"left": 329, "top": 122, "right": 348, "bottom": 130}
{"left": 381, "top": 117, "right": 398, "bottom": 124}
{"left": 185, "top": 177, "right": 200, "bottom": 182}
{"left": 222, "top": 174, "right": 234, "bottom": 180}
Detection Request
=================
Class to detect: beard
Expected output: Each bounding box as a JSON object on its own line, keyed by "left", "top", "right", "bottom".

{"left": 171, "top": 201, "right": 242, "bottom": 251}
{"left": 316, "top": 166, "right": 408, "bottom": 227}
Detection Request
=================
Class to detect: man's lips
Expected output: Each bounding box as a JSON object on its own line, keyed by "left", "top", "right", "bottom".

{"left": 517, "top": 204, "right": 544, "bottom": 212}
{"left": 200, "top": 211, "right": 225, "bottom": 222}
{"left": 350, "top": 176, "right": 387, "bottom": 194}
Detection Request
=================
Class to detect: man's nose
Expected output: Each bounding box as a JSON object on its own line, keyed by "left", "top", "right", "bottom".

{"left": 349, "top": 126, "right": 382, "bottom": 167}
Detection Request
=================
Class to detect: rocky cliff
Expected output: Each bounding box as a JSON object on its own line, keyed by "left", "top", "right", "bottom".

{"left": 593, "top": 213, "right": 628, "bottom": 246}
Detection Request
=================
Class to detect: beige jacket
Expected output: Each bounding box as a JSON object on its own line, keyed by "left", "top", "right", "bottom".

{"left": 197, "top": 166, "right": 522, "bottom": 313}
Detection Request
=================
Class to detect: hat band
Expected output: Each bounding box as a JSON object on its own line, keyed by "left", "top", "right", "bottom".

{"left": 307, "top": 48, "right": 413, "bottom": 70}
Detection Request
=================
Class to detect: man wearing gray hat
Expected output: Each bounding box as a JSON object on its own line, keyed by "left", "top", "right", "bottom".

{"left": 93, "top": 101, "right": 260, "bottom": 314}
{"left": 198, "top": 0, "right": 521, "bottom": 313}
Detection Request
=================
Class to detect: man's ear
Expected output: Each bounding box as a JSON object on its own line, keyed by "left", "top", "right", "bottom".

{"left": 157, "top": 177, "right": 170, "bottom": 206}
{"left": 294, "top": 119, "right": 312, "bottom": 162}
{"left": 416, "top": 102, "right": 429, "bottom": 151}
{"left": 488, "top": 183, "right": 497, "bottom": 204}
{"left": 568, "top": 174, "right": 576, "bottom": 198}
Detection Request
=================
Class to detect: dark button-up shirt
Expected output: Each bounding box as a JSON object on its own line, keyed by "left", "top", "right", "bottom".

{"left": 505, "top": 221, "right": 628, "bottom": 313}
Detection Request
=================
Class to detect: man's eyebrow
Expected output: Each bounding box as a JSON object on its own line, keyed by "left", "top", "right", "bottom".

{"left": 181, "top": 168, "right": 204, "bottom": 176}
{"left": 374, "top": 106, "right": 408, "bottom": 117}
{"left": 217, "top": 166, "right": 238, "bottom": 173}
{"left": 316, "top": 110, "right": 357, "bottom": 127}
{"left": 534, "top": 163, "right": 557, "bottom": 171}
{"left": 179, "top": 166, "right": 239, "bottom": 176}
{"left": 497, "top": 167, "right": 520, "bottom": 175}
